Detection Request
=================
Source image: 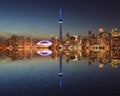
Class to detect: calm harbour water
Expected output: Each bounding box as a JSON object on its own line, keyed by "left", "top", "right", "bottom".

{"left": 0, "top": 58, "right": 120, "bottom": 96}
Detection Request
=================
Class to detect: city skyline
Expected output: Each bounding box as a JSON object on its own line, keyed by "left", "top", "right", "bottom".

{"left": 0, "top": 27, "right": 120, "bottom": 67}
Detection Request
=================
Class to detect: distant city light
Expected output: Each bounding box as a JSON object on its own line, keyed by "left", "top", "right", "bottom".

{"left": 115, "top": 28, "right": 118, "bottom": 31}
{"left": 115, "top": 66, "right": 118, "bottom": 68}
{"left": 99, "top": 28, "right": 104, "bottom": 33}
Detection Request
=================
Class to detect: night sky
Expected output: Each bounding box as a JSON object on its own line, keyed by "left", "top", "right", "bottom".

{"left": 0, "top": 0, "right": 120, "bottom": 37}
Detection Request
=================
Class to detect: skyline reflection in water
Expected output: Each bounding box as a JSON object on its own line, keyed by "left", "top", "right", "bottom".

{"left": 0, "top": 30, "right": 120, "bottom": 95}
{"left": 0, "top": 53, "right": 120, "bottom": 95}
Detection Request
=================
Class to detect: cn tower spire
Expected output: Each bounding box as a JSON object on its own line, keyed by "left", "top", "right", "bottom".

{"left": 59, "top": 8, "right": 63, "bottom": 45}
{"left": 59, "top": 8, "right": 62, "bottom": 21}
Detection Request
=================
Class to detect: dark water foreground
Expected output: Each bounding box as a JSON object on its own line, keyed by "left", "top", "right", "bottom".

{"left": 0, "top": 58, "right": 120, "bottom": 96}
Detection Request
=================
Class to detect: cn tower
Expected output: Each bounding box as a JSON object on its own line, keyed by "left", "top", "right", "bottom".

{"left": 59, "top": 8, "right": 63, "bottom": 45}
{"left": 59, "top": 8, "right": 63, "bottom": 88}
